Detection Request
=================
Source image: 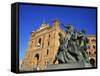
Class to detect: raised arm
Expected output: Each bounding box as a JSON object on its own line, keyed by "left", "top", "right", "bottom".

{"left": 61, "top": 23, "right": 67, "bottom": 28}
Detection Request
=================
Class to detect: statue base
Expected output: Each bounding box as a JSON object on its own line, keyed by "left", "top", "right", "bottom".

{"left": 45, "top": 63, "right": 92, "bottom": 70}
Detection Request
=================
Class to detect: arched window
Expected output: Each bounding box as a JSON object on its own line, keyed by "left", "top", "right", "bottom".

{"left": 48, "top": 34, "right": 50, "bottom": 46}
{"left": 93, "top": 45, "right": 95, "bottom": 49}
{"left": 89, "top": 51, "right": 91, "bottom": 55}
{"left": 94, "top": 51, "right": 96, "bottom": 54}
{"left": 37, "top": 38, "right": 42, "bottom": 47}
{"left": 47, "top": 49, "right": 49, "bottom": 55}
{"left": 49, "top": 34, "right": 50, "bottom": 37}
{"left": 39, "top": 38, "right": 41, "bottom": 44}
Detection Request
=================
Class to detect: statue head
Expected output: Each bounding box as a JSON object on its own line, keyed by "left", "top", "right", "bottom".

{"left": 77, "top": 31, "right": 83, "bottom": 37}
{"left": 81, "top": 29, "right": 86, "bottom": 34}
{"left": 77, "top": 29, "right": 86, "bottom": 37}
{"left": 66, "top": 24, "right": 73, "bottom": 33}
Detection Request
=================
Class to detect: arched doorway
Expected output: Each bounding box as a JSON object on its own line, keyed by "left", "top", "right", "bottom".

{"left": 34, "top": 54, "right": 39, "bottom": 70}
{"left": 89, "top": 58, "right": 95, "bottom": 67}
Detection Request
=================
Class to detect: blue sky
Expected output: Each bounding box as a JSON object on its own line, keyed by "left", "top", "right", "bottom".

{"left": 19, "top": 4, "right": 96, "bottom": 60}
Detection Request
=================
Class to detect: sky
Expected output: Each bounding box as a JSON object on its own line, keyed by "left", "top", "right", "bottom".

{"left": 19, "top": 4, "right": 97, "bottom": 60}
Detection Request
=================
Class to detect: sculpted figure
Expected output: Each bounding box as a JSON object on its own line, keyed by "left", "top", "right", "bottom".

{"left": 55, "top": 23, "right": 90, "bottom": 64}
{"left": 77, "top": 30, "right": 89, "bottom": 63}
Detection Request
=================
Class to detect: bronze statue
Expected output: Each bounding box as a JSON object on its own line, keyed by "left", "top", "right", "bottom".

{"left": 55, "top": 23, "right": 90, "bottom": 66}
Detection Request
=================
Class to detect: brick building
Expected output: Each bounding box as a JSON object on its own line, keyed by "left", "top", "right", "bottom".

{"left": 20, "top": 19, "right": 65, "bottom": 71}
{"left": 87, "top": 35, "right": 96, "bottom": 66}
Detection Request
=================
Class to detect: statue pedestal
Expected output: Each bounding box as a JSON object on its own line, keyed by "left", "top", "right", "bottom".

{"left": 46, "top": 63, "right": 91, "bottom": 70}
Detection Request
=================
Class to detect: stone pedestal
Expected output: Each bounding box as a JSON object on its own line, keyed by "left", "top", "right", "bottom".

{"left": 45, "top": 63, "right": 92, "bottom": 70}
